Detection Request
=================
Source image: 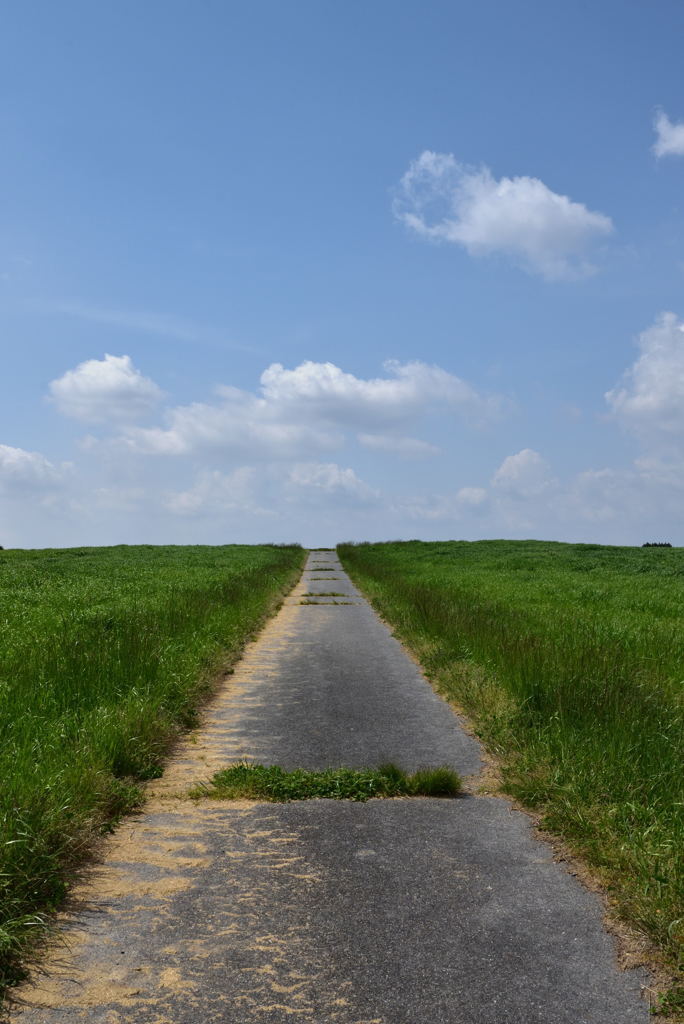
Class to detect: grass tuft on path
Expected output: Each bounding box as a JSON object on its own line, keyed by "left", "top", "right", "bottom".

{"left": 192, "top": 762, "right": 462, "bottom": 801}
{"left": 301, "top": 591, "right": 347, "bottom": 596}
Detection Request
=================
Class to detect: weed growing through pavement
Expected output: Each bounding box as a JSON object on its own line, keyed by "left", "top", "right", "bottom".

{"left": 301, "top": 592, "right": 347, "bottom": 596}
{"left": 192, "top": 762, "right": 462, "bottom": 802}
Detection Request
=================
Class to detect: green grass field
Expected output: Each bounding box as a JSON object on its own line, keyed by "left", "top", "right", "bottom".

{"left": 0, "top": 543, "right": 304, "bottom": 995}
{"left": 338, "top": 539, "right": 684, "bottom": 1013}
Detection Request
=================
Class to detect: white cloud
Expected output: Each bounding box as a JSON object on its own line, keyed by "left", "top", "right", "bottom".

{"left": 653, "top": 110, "right": 684, "bottom": 158}
{"left": 555, "top": 463, "right": 684, "bottom": 540}
{"left": 633, "top": 453, "right": 684, "bottom": 486}
{"left": 393, "top": 448, "right": 684, "bottom": 541}
{"left": 125, "top": 359, "right": 495, "bottom": 460}
{"left": 90, "top": 487, "right": 147, "bottom": 512}
{"left": 164, "top": 467, "right": 273, "bottom": 517}
{"left": 260, "top": 358, "right": 494, "bottom": 426}
{"left": 491, "top": 449, "right": 554, "bottom": 497}
{"left": 564, "top": 469, "right": 627, "bottom": 523}
{"left": 287, "top": 462, "right": 378, "bottom": 502}
{"left": 394, "top": 151, "right": 613, "bottom": 279}
{"left": 0, "top": 444, "right": 68, "bottom": 492}
{"left": 606, "top": 313, "right": 684, "bottom": 438}
{"left": 398, "top": 486, "right": 487, "bottom": 521}
{"left": 128, "top": 395, "right": 340, "bottom": 459}
{"left": 50, "top": 354, "right": 163, "bottom": 423}
{"left": 456, "top": 486, "right": 487, "bottom": 506}
{"left": 358, "top": 433, "right": 440, "bottom": 457}
{"left": 484, "top": 450, "right": 684, "bottom": 541}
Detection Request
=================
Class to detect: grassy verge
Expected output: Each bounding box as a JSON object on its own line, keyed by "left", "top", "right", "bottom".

{"left": 338, "top": 540, "right": 684, "bottom": 1015}
{"left": 0, "top": 543, "right": 304, "bottom": 997}
{"left": 192, "top": 762, "right": 461, "bottom": 801}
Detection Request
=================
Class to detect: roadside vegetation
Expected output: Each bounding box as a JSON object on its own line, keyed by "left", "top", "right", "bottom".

{"left": 338, "top": 539, "right": 684, "bottom": 1013}
{"left": 0, "top": 543, "right": 304, "bottom": 997}
{"left": 192, "top": 762, "right": 461, "bottom": 801}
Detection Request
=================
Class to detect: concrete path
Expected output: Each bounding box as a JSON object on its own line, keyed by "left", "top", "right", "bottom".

{"left": 11, "top": 552, "right": 650, "bottom": 1023}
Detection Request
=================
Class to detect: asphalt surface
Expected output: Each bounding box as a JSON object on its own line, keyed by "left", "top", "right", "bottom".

{"left": 11, "top": 551, "right": 650, "bottom": 1023}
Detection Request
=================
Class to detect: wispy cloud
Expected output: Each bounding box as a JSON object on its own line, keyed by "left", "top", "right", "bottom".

{"left": 0, "top": 444, "right": 71, "bottom": 493}
{"left": 54, "top": 301, "right": 255, "bottom": 352}
{"left": 358, "top": 433, "right": 440, "bottom": 457}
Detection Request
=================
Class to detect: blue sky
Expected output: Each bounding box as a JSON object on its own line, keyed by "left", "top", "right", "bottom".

{"left": 2, "top": 0, "right": 684, "bottom": 547}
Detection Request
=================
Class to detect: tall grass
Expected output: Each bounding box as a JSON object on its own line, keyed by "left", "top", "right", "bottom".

{"left": 0, "top": 543, "right": 304, "bottom": 996}
{"left": 338, "top": 540, "right": 684, "bottom": 1010}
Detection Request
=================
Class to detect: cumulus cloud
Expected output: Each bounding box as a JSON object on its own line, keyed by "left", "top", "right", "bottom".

{"left": 481, "top": 445, "right": 684, "bottom": 540}
{"left": 128, "top": 394, "right": 336, "bottom": 459}
{"left": 652, "top": 109, "right": 684, "bottom": 158}
{"left": 260, "top": 359, "right": 494, "bottom": 426}
{"left": 491, "top": 448, "right": 554, "bottom": 497}
{"left": 0, "top": 444, "right": 68, "bottom": 493}
{"left": 49, "top": 354, "right": 163, "bottom": 423}
{"left": 391, "top": 443, "right": 684, "bottom": 541}
{"left": 606, "top": 313, "right": 684, "bottom": 438}
{"left": 393, "top": 151, "right": 613, "bottom": 279}
{"left": 287, "top": 462, "right": 379, "bottom": 502}
{"left": 125, "top": 359, "right": 495, "bottom": 459}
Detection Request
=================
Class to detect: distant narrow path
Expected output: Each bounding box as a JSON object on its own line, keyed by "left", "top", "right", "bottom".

{"left": 11, "top": 552, "right": 649, "bottom": 1023}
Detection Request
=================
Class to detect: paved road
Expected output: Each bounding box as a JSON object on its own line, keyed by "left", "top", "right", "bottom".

{"left": 11, "top": 552, "right": 649, "bottom": 1023}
